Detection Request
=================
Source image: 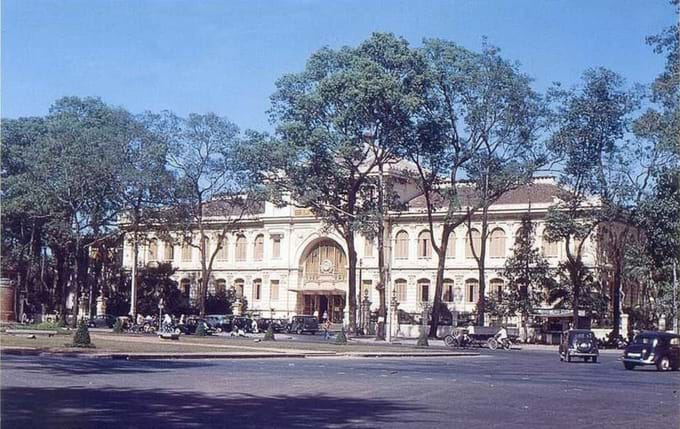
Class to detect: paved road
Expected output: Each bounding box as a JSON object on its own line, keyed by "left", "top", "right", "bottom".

{"left": 2, "top": 349, "right": 678, "bottom": 429}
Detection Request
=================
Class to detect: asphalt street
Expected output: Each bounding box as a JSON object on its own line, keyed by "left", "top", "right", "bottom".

{"left": 2, "top": 349, "right": 678, "bottom": 429}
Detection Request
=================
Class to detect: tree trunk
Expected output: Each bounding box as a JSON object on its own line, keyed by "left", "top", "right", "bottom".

{"left": 129, "top": 233, "right": 139, "bottom": 318}
{"left": 346, "top": 234, "right": 357, "bottom": 334}
{"left": 429, "top": 244, "right": 448, "bottom": 338}
{"left": 612, "top": 262, "right": 622, "bottom": 337}
{"left": 475, "top": 207, "right": 490, "bottom": 326}
{"left": 570, "top": 264, "right": 581, "bottom": 328}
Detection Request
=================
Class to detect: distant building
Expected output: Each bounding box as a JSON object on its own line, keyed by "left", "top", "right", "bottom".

{"left": 122, "top": 175, "right": 607, "bottom": 338}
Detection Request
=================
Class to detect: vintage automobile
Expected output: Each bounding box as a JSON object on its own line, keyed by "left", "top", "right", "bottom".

{"left": 559, "top": 329, "right": 599, "bottom": 363}
{"left": 175, "top": 317, "right": 215, "bottom": 335}
{"left": 287, "top": 315, "right": 319, "bottom": 335}
{"left": 87, "top": 314, "right": 117, "bottom": 329}
{"left": 622, "top": 331, "right": 680, "bottom": 371}
{"left": 205, "top": 314, "right": 233, "bottom": 332}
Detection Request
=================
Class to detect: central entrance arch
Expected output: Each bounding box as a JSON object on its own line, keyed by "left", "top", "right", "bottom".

{"left": 297, "top": 238, "right": 347, "bottom": 323}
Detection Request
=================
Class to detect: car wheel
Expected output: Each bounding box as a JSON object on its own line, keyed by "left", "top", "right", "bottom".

{"left": 174, "top": 328, "right": 181, "bottom": 335}
{"left": 623, "top": 362, "right": 635, "bottom": 370}
{"left": 656, "top": 356, "right": 671, "bottom": 371}
{"left": 296, "top": 327, "right": 303, "bottom": 335}
{"left": 592, "top": 356, "right": 597, "bottom": 363}
{"left": 567, "top": 355, "right": 572, "bottom": 363}
{"left": 487, "top": 338, "right": 498, "bottom": 350}
{"left": 444, "top": 335, "right": 456, "bottom": 348}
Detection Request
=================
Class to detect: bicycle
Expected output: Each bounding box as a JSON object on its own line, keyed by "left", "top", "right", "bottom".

{"left": 487, "top": 337, "right": 513, "bottom": 350}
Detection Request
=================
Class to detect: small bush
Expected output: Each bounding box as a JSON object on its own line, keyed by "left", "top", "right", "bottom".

{"left": 56, "top": 319, "right": 67, "bottom": 328}
{"left": 263, "top": 324, "right": 275, "bottom": 341}
{"left": 70, "top": 321, "right": 95, "bottom": 348}
{"left": 335, "top": 328, "right": 347, "bottom": 345}
{"left": 112, "top": 319, "right": 123, "bottom": 334}
{"left": 194, "top": 322, "right": 207, "bottom": 337}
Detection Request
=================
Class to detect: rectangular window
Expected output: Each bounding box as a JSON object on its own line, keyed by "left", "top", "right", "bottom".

{"left": 272, "top": 235, "right": 281, "bottom": 258}
{"left": 216, "top": 238, "right": 228, "bottom": 261}
{"left": 364, "top": 238, "right": 373, "bottom": 257}
{"left": 420, "top": 283, "right": 429, "bottom": 302}
{"left": 181, "top": 243, "right": 192, "bottom": 262}
{"left": 254, "top": 281, "right": 262, "bottom": 301}
{"left": 394, "top": 280, "right": 407, "bottom": 302}
{"left": 443, "top": 283, "right": 454, "bottom": 302}
{"left": 270, "top": 280, "right": 279, "bottom": 301}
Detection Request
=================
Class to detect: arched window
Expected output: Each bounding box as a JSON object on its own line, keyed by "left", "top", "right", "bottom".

{"left": 443, "top": 279, "right": 455, "bottom": 302}
{"left": 466, "top": 229, "right": 481, "bottom": 258}
{"left": 418, "top": 231, "right": 432, "bottom": 258}
{"left": 465, "top": 279, "right": 479, "bottom": 303}
{"left": 216, "top": 237, "right": 228, "bottom": 261}
{"left": 148, "top": 239, "right": 158, "bottom": 262}
{"left": 542, "top": 232, "right": 559, "bottom": 258}
{"left": 253, "top": 279, "right": 262, "bottom": 300}
{"left": 489, "top": 228, "right": 506, "bottom": 258}
{"left": 490, "top": 278, "right": 505, "bottom": 301}
{"left": 164, "top": 241, "right": 174, "bottom": 262}
{"left": 418, "top": 279, "right": 430, "bottom": 302}
{"left": 394, "top": 279, "right": 407, "bottom": 302}
{"left": 395, "top": 231, "right": 409, "bottom": 259}
{"left": 234, "top": 279, "right": 244, "bottom": 298}
{"left": 445, "top": 233, "right": 456, "bottom": 258}
{"left": 253, "top": 234, "right": 264, "bottom": 261}
{"left": 181, "top": 242, "right": 192, "bottom": 262}
{"left": 235, "top": 235, "right": 247, "bottom": 261}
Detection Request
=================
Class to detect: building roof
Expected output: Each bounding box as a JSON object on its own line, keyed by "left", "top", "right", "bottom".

{"left": 406, "top": 180, "right": 562, "bottom": 211}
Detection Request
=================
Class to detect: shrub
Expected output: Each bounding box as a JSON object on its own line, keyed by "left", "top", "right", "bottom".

{"left": 70, "top": 321, "right": 95, "bottom": 348}
{"left": 194, "top": 322, "right": 207, "bottom": 337}
{"left": 263, "top": 324, "right": 275, "bottom": 341}
{"left": 112, "top": 318, "right": 123, "bottom": 334}
{"left": 335, "top": 328, "right": 347, "bottom": 345}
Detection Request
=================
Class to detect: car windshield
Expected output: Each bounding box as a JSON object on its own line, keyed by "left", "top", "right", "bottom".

{"left": 571, "top": 332, "right": 593, "bottom": 340}
{"left": 633, "top": 336, "right": 658, "bottom": 345}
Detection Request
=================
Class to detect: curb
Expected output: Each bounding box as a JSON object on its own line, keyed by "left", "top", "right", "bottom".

{"left": 2, "top": 347, "right": 478, "bottom": 360}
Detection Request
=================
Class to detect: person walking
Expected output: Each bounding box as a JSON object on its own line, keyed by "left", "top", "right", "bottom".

{"left": 323, "top": 319, "right": 332, "bottom": 340}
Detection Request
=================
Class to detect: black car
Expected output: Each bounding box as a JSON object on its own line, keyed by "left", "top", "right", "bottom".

{"left": 205, "top": 314, "right": 233, "bottom": 332}
{"left": 287, "top": 315, "right": 319, "bottom": 335}
{"left": 232, "top": 316, "right": 255, "bottom": 333}
{"left": 88, "top": 314, "right": 117, "bottom": 329}
{"left": 622, "top": 331, "right": 680, "bottom": 371}
{"left": 257, "top": 318, "right": 289, "bottom": 333}
{"left": 559, "top": 329, "right": 599, "bottom": 363}
{"left": 176, "top": 318, "right": 215, "bottom": 335}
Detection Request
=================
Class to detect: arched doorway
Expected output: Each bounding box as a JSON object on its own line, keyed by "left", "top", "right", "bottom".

{"left": 298, "top": 239, "right": 347, "bottom": 323}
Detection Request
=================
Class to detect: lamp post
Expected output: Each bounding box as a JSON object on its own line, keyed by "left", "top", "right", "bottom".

{"left": 158, "top": 298, "right": 164, "bottom": 333}
{"left": 358, "top": 258, "right": 363, "bottom": 334}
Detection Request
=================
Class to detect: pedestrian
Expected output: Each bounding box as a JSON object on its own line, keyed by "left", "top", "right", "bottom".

{"left": 136, "top": 313, "right": 144, "bottom": 326}
{"left": 251, "top": 318, "right": 259, "bottom": 334}
{"left": 323, "top": 319, "right": 332, "bottom": 340}
{"left": 322, "top": 310, "right": 328, "bottom": 322}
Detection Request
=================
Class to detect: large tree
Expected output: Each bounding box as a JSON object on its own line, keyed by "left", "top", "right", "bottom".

{"left": 544, "top": 69, "right": 639, "bottom": 328}
{"left": 160, "top": 112, "right": 263, "bottom": 318}
{"left": 267, "top": 33, "right": 425, "bottom": 334}
{"left": 407, "top": 39, "right": 546, "bottom": 335}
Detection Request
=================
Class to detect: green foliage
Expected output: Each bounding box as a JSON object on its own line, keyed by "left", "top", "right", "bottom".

{"left": 495, "top": 215, "right": 553, "bottom": 320}
{"left": 334, "top": 328, "right": 347, "bottom": 345}
{"left": 112, "top": 318, "right": 124, "bottom": 334}
{"left": 70, "top": 321, "right": 94, "bottom": 348}
{"left": 194, "top": 322, "right": 207, "bottom": 337}
{"left": 263, "top": 324, "right": 275, "bottom": 341}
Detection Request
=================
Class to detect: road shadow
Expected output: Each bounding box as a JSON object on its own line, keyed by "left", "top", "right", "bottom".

{"left": 1, "top": 355, "right": 212, "bottom": 376}
{"left": 1, "top": 386, "right": 431, "bottom": 428}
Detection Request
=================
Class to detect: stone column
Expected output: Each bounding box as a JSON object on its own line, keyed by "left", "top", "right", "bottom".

{"left": 389, "top": 291, "right": 400, "bottom": 339}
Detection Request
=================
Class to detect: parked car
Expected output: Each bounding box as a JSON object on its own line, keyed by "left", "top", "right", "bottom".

{"left": 88, "top": 314, "right": 117, "bottom": 329}
{"left": 622, "top": 331, "right": 680, "bottom": 371}
{"left": 231, "top": 316, "right": 254, "bottom": 333}
{"left": 287, "top": 315, "right": 319, "bottom": 335}
{"left": 256, "top": 318, "right": 288, "bottom": 333}
{"left": 205, "top": 314, "right": 233, "bottom": 332}
{"left": 559, "top": 329, "right": 599, "bottom": 363}
{"left": 176, "top": 317, "right": 215, "bottom": 335}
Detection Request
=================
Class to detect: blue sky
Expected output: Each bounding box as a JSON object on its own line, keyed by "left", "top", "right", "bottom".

{"left": 2, "top": 0, "right": 676, "bottom": 132}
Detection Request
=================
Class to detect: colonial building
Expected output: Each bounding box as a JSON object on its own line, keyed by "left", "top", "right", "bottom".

{"left": 122, "top": 175, "right": 602, "bottom": 338}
